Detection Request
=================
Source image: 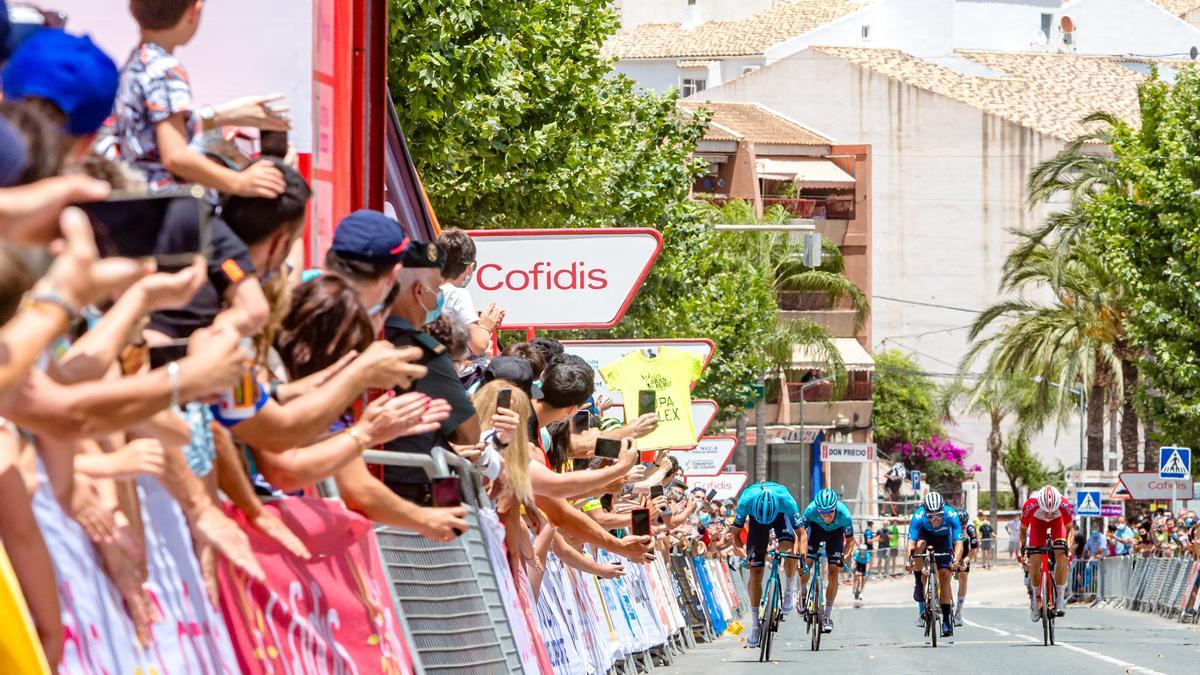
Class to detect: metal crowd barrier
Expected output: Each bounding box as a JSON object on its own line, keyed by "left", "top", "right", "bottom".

{"left": 362, "top": 449, "right": 522, "bottom": 675}
{"left": 1092, "top": 555, "right": 1199, "bottom": 623}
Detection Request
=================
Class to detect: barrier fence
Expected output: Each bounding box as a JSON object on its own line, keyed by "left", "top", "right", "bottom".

{"left": 36, "top": 446, "right": 749, "bottom": 675}
{"left": 1068, "top": 555, "right": 1200, "bottom": 624}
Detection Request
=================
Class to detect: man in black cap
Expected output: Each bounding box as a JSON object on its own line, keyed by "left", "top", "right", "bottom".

{"left": 381, "top": 241, "right": 480, "bottom": 502}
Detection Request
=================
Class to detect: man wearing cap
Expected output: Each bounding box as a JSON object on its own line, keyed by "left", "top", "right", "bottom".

{"left": 323, "top": 209, "right": 408, "bottom": 329}
{"left": 380, "top": 242, "right": 481, "bottom": 503}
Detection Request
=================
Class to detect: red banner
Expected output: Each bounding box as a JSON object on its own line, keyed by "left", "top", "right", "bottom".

{"left": 217, "top": 498, "right": 413, "bottom": 675}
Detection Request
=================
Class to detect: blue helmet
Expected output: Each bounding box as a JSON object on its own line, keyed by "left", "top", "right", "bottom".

{"left": 814, "top": 488, "right": 839, "bottom": 513}
{"left": 751, "top": 488, "right": 780, "bottom": 524}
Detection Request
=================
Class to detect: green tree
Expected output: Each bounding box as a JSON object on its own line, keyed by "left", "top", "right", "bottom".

{"left": 387, "top": 0, "right": 706, "bottom": 229}
{"left": 1000, "top": 435, "right": 1048, "bottom": 507}
{"left": 872, "top": 350, "right": 944, "bottom": 454}
{"left": 1084, "top": 67, "right": 1200, "bottom": 451}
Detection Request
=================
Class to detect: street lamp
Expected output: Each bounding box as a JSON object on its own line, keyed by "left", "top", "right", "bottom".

{"left": 1032, "top": 375, "right": 1086, "bottom": 472}
{"left": 799, "top": 376, "right": 833, "bottom": 498}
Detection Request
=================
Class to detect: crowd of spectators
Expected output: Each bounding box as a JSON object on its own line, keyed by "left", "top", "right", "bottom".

{"left": 1073, "top": 511, "right": 1199, "bottom": 560}
{"left": 0, "top": 1, "right": 733, "bottom": 669}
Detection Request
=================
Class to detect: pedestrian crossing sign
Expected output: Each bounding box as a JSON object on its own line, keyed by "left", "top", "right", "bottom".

{"left": 1075, "top": 490, "right": 1101, "bottom": 517}
{"left": 1159, "top": 447, "right": 1191, "bottom": 480}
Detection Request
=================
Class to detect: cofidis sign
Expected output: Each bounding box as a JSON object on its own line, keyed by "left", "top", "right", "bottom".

{"left": 466, "top": 229, "right": 663, "bottom": 329}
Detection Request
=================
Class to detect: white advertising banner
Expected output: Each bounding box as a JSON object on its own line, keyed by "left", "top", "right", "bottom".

{"left": 565, "top": 339, "right": 716, "bottom": 405}
{"left": 1117, "top": 472, "right": 1195, "bottom": 500}
{"left": 671, "top": 436, "right": 737, "bottom": 477}
{"left": 466, "top": 229, "right": 662, "bottom": 329}
{"left": 685, "top": 472, "right": 750, "bottom": 501}
{"left": 820, "top": 442, "right": 877, "bottom": 463}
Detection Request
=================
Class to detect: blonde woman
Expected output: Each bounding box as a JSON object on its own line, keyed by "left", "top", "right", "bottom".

{"left": 471, "top": 379, "right": 533, "bottom": 503}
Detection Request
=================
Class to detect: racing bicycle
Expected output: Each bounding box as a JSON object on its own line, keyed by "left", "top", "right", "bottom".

{"left": 802, "top": 541, "right": 829, "bottom": 652}
{"left": 757, "top": 548, "right": 806, "bottom": 662}
{"left": 914, "top": 550, "right": 955, "bottom": 648}
{"left": 1026, "top": 543, "right": 1066, "bottom": 646}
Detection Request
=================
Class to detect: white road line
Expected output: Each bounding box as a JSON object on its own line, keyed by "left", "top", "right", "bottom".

{"left": 965, "top": 619, "right": 1167, "bottom": 675}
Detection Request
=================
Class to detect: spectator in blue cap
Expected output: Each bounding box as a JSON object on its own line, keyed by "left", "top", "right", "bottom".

{"left": 1, "top": 28, "right": 119, "bottom": 139}
{"left": 323, "top": 210, "right": 409, "bottom": 328}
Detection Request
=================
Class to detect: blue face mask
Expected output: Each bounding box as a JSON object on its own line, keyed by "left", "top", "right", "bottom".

{"left": 419, "top": 284, "right": 444, "bottom": 324}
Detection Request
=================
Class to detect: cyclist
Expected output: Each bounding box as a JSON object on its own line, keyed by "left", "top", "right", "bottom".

{"left": 797, "top": 488, "right": 857, "bottom": 633}
{"left": 852, "top": 543, "right": 871, "bottom": 601}
{"left": 1018, "top": 484, "right": 1074, "bottom": 622}
{"left": 952, "top": 510, "right": 979, "bottom": 626}
{"left": 727, "top": 481, "right": 802, "bottom": 648}
{"left": 904, "top": 491, "right": 963, "bottom": 638}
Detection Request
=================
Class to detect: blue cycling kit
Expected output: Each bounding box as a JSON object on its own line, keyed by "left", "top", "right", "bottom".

{"left": 853, "top": 548, "right": 872, "bottom": 564}
{"left": 733, "top": 482, "right": 801, "bottom": 528}
{"left": 908, "top": 505, "right": 965, "bottom": 542}
{"left": 801, "top": 501, "right": 855, "bottom": 535}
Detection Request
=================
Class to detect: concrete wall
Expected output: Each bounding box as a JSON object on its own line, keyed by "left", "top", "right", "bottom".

{"left": 613, "top": 59, "right": 685, "bottom": 92}
{"left": 697, "top": 51, "right": 1084, "bottom": 478}
{"left": 613, "top": 0, "right": 783, "bottom": 31}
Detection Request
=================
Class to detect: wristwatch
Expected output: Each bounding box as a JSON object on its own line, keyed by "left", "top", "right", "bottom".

{"left": 197, "top": 105, "right": 217, "bottom": 130}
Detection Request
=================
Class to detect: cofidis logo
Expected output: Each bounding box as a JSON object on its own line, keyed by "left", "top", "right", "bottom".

{"left": 476, "top": 262, "right": 608, "bottom": 291}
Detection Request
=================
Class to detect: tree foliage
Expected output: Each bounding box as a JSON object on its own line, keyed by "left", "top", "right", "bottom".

{"left": 387, "top": 0, "right": 707, "bottom": 229}
{"left": 872, "top": 350, "right": 943, "bottom": 453}
{"left": 1000, "top": 435, "right": 1049, "bottom": 505}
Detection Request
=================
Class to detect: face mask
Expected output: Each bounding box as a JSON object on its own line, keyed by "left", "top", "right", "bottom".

{"left": 368, "top": 299, "right": 386, "bottom": 317}
{"left": 418, "top": 284, "right": 444, "bottom": 324}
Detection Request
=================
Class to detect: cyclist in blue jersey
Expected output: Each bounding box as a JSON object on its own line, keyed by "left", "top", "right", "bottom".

{"left": 904, "top": 492, "right": 964, "bottom": 638}
{"left": 797, "top": 488, "right": 857, "bottom": 633}
{"left": 953, "top": 510, "right": 979, "bottom": 626}
{"left": 852, "top": 544, "right": 872, "bottom": 601}
{"left": 728, "top": 481, "right": 803, "bottom": 648}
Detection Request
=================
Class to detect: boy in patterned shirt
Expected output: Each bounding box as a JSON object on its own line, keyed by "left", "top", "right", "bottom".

{"left": 114, "top": 0, "right": 287, "bottom": 196}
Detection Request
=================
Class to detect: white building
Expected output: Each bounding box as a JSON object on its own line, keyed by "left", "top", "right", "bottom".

{"left": 691, "top": 47, "right": 1161, "bottom": 477}
{"left": 608, "top": 0, "right": 1200, "bottom": 95}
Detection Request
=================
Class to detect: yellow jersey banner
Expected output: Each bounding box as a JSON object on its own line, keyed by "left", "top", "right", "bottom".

{"left": 599, "top": 347, "right": 703, "bottom": 450}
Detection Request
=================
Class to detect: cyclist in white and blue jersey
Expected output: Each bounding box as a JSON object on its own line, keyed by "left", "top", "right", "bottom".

{"left": 798, "top": 488, "right": 857, "bottom": 633}
{"left": 904, "top": 492, "right": 964, "bottom": 638}
{"left": 728, "top": 481, "right": 803, "bottom": 648}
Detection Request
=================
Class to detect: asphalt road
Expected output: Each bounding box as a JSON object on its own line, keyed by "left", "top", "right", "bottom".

{"left": 659, "top": 565, "right": 1200, "bottom": 674}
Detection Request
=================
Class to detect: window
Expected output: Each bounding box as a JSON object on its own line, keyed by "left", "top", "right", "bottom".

{"left": 861, "top": 24, "right": 870, "bottom": 40}
{"left": 1040, "top": 13, "right": 1053, "bottom": 41}
{"left": 681, "top": 78, "right": 706, "bottom": 97}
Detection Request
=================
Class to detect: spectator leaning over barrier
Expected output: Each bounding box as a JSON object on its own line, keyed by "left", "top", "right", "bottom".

{"left": 437, "top": 228, "right": 503, "bottom": 357}
{"left": 1114, "top": 516, "right": 1135, "bottom": 555}
{"left": 1085, "top": 527, "right": 1106, "bottom": 559}
{"left": 322, "top": 210, "right": 405, "bottom": 335}
{"left": 117, "top": 0, "right": 287, "bottom": 197}
{"left": 382, "top": 241, "right": 481, "bottom": 504}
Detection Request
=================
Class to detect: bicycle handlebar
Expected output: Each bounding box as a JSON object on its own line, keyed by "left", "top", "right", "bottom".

{"left": 768, "top": 551, "right": 806, "bottom": 561}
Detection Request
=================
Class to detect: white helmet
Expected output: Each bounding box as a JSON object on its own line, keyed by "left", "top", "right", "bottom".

{"left": 858, "top": 544, "right": 868, "bottom": 551}
{"left": 1037, "top": 485, "right": 1062, "bottom": 512}
{"left": 923, "top": 491, "right": 945, "bottom": 514}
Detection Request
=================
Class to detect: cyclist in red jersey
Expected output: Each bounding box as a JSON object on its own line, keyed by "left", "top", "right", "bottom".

{"left": 1017, "top": 485, "right": 1074, "bottom": 622}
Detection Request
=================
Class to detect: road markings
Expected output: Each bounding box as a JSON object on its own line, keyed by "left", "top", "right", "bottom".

{"left": 964, "top": 619, "right": 1166, "bottom": 675}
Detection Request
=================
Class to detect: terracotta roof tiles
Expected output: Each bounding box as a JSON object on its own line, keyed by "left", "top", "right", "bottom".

{"left": 679, "top": 100, "right": 834, "bottom": 145}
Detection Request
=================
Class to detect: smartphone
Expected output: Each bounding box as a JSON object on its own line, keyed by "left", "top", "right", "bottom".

{"left": 78, "top": 186, "right": 210, "bottom": 266}
{"left": 631, "top": 508, "right": 651, "bottom": 536}
{"left": 650, "top": 484, "right": 664, "bottom": 499}
{"left": 707, "top": 489, "right": 718, "bottom": 502}
{"left": 260, "top": 130, "right": 289, "bottom": 158}
{"left": 638, "top": 390, "right": 656, "bottom": 415}
{"left": 595, "top": 437, "right": 622, "bottom": 461}
{"left": 571, "top": 458, "right": 590, "bottom": 472}
{"left": 147, "top": 342, "right": 190, "bottom": 369}
{"left": 497, "top": 387, "right": 512, "bottom": 411}
{"left": 431, "top": 476, "right": 462, "bottom": 507}
{"left": 600, "top": 494, "right": 613, "bottom": 512}
{"left": 571, "top": 409, "right": 590, "bottom": 434}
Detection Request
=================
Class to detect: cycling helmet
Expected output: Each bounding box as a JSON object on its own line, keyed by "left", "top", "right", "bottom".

{"left": 1037, "top": 485, "right": 1062, "bottom": 512}
{"left": 922, "top": 491, "right": 945, "bottom": 514}
{"left": 814, "top": 488, "right": 839, "bottom": 513}
{"left": 858, "top": 544, "right": 868, "bottom": 551}
{"left": 751, "top": 488, "right": 780, "bottom": 524}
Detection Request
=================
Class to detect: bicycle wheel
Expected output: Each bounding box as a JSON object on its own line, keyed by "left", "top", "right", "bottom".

{"left": 928, "top": 575, "right": 939, "bottom": 648}
{"left": 1043, "top": 577, "right": 1055, "bottom": 646}
{"left": 759, "top": 577, "right": 777, "bottom": 662}
{"left": 811, "top": 574, "right": 822, "bottom": 651}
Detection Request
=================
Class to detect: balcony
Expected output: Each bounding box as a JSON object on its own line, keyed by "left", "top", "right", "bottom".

{"left": 762, "top": 195, "right": 855, "bottom": 220}
{"left": 777, "top": 291, "right": 862, "bottom": 338}
{"left": 766, "top": 400, "right": 873, "bottom": 428}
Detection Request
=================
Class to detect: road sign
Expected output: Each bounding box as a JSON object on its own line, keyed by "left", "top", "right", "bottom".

{"left": 1117, "top": 472, "right": 1195, "bottom": 501}
{"left": 565, "top": 339, "right": 716, "bottom": 406}
{"left": 910, "top": 470, "right": 921, "bottom": 491}
{"left": 466, "top": 229, "right": 662, "bottom": 329}
{"left": 1100, "top": 503, "right": 1123, "bottom": 518}
{"left": 820, "top": 443, "right": 876, "bottom": 463}
{"left": 1075, "top": 490, "right": 1102, "bottom": 517}
{"left": 1159, "top": 446, "right": 1191, "bottom": 479}
{"left": 685, "top": 472, "right": 749, "bottom": 501}
{"left": 670, "top": 436, "right": 737, "bottom": 477}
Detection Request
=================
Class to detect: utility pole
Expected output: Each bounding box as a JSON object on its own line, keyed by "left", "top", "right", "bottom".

{"left": 754, "top": 375, "right": 768, "bottom": 481}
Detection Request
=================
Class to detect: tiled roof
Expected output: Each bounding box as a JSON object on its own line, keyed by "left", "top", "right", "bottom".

{"left": 679, "top": 100, "right": 834, "bottom": 145}
{"left": 1152, "top": 0, "right": 1200, "bottom": 16}
{"left": 604, "top": 0, "right": 863, "bottom": 59}
{"left": 813, "top": 47, "right": 1147, "bottom": 141}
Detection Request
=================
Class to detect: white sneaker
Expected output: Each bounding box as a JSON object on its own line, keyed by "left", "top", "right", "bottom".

{"left": 1030, "top": 606, "right": 1041, "bottom": 623}
{"left": 953, "top": 609, "right": 963, "bottom": 627}
{"left": 782, "top": 588, "right": 795, "bottom": 614}
{"left": 915, "top": 614, "right": 926, "bottom": 628}
{"left": 822, "top": 615, "right": 834, "bottom": 633}
{"left": 748, "top": 621, "right": 762, "bottom": 648}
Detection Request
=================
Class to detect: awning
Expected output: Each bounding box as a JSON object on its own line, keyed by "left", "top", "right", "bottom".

{"left": 792, "top": 338, "right": 874, "bottom": 371}
{"left": 755, "top": 158, "right": 856, "bottom": 188}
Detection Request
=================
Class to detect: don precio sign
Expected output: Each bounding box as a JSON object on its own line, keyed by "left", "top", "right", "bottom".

{"left": 820, "top": 442, "right": 876, "bottom": 463}
{"left": 465, "top": 228, "right": 662, "bottom": 329}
